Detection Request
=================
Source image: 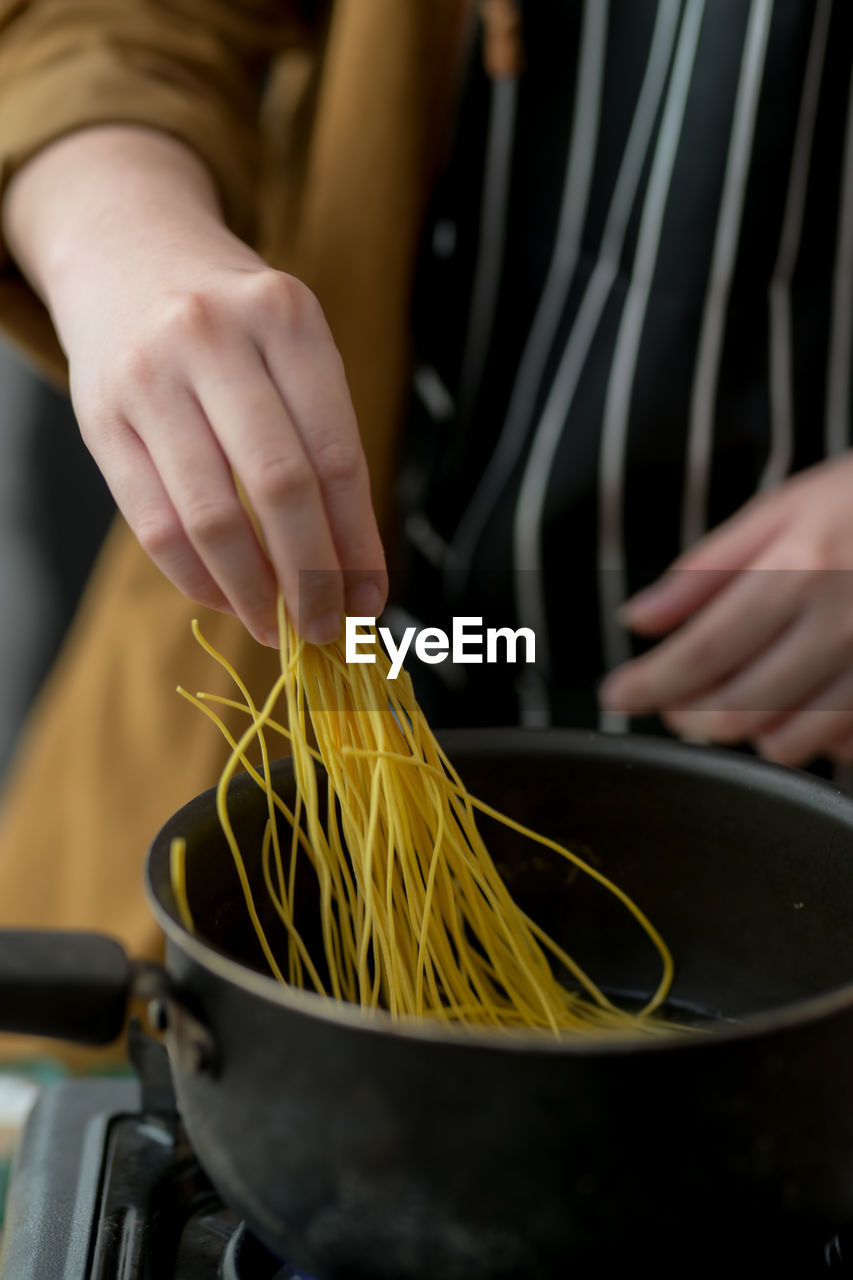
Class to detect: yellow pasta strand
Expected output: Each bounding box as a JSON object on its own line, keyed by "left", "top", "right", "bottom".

{"left": 170, "top": 837, "right": 194, "bottom": 933}
{"left": 173, "top": 600, "right": 677, "bottom": 1036}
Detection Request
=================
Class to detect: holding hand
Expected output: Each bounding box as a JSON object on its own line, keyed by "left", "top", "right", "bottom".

{"left": 2, "top": 127, "right": 387, "bottom": 647}
{"left": 600, "top": 453, "right": 853, "bottom": 767}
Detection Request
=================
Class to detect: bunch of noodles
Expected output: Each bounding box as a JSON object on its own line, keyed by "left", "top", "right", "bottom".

{"left": 171, "top": 598, "right": 675, "bottom": 1035}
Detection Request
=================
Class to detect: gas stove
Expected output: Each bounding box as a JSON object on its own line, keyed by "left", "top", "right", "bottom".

{"left": 0, "top": 1023, "right": 315, "bottom": 1280}
{"left": 0, "top": 1020, "right": 852, "bottom": 1278}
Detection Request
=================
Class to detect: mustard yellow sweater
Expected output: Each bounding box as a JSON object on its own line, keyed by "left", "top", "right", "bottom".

{"left": 0, "top": 0, "right": 469, "bottom": 1061}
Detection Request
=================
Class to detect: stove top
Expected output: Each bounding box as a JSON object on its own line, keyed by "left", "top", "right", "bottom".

{"left": 0, "top": 1022, "right": 851, "bottom": 1278}
{"left": 0, "top": 1076, "right": 320, "bottom": 1279}
{"left": 0, "top": 1025, "right": 316, "bottom": 1280}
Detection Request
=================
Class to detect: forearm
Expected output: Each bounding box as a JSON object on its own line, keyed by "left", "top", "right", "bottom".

{"left": 2, "top": 125, "right": 239, "bottom": 347}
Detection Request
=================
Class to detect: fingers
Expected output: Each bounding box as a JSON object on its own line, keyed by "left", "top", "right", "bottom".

{"left": 601, "top": 456, "right": 853, "bottom": 763}
{"left": 89, "top": 273, "right": 388, "bottom": 645}
{"left": 256, "top": 282, "right": 388, "bottom": 619}
{"left": 752, "top": 668, "right": 853, "bottom": 766}
{"left": 192, "top": 342, "right": 344, "bottom": 641}
{"left": 192, "top": 322, "right": 387, "bottom": 640}
{"left": 600, "top": 569, "right": 801, "bottom": 715}
{"left": 175, "top": 274, "right": 387, "bottom": 639}
{"left": 94, "top": 376, "right": 281, "bottom": 645}
{"left": 88, "top": 415, "right": 233, "bottom": 616}
{"left": 149, "top": 394, "right": 283, "bottom": 645}
{"left": 620, "top": 491, "right": 787, "bottom": 633}
{"left": 662, "top": 601, "right": 853, "bottom": 743}
{"left": 618, "top": 568, "right": 736, "bottom": 636}
{"left": 676, "top": 486, "right": 788, "bottom": 570}
{"left": 605, "top": 568, "right": 853, "bottom": 767}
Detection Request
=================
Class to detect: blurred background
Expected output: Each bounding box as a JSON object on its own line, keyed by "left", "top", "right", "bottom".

{"left": 0, "top": 338, "right": 114, "bottom": 783}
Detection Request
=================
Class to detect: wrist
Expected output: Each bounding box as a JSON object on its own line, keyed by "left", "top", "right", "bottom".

{"left": 2, "top": 125, "right": 236, "bottom": 334}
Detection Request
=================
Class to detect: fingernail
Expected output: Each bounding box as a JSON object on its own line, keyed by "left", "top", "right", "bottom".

{"left": 305, "top": 611, "right": 342, "bottom": 646}
{"left": 249, "top": 624, "right": 277, "bottom": 648}
{"left": 348, "top": 580, "right": 385, "bottom": 619}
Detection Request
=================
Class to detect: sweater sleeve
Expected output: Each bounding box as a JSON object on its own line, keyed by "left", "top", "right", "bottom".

{"left": 0, "top": 0, "right": 315, "bottom": 382}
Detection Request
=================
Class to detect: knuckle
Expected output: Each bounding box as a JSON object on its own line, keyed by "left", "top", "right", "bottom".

{"left": 312, "top": 438, "right": 364, "bottom": 490}
{"left": 115, "top": 343, "right": 158, "bottom": 391}
{"left": 184, "top": 496, "right": 241, "bottom": 546}
{"left": 135, "top": 509, "right": 182, "bottom": 561}
{"left": 161, "top": 291, "right": 215, "bottom": 342}
{"left": 249, "top": 453, "right": 317, "bottom": 506}
{"left": 253, "top": 271, "right": 324, "bottom": 332}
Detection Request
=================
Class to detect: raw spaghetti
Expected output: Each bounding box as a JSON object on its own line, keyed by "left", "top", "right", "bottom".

{"left": 171, "top": 599, "right": 675, "bottom": 1035}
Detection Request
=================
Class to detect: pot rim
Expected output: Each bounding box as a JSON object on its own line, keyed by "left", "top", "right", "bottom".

{"left": 145, "top": 728, "right": 853, "bottom": 1058}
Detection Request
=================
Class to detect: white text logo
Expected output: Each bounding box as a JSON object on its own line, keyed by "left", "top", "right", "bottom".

{"left": 346, "top": 616, "right": 536, "bottom": 680}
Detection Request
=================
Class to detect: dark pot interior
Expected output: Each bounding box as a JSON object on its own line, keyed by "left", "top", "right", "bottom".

{"left": 152, "top": 728, "right": 853, "bottom": 1031}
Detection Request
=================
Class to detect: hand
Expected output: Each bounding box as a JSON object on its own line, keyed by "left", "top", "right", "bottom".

{"left": 599, "top": 453, "right": 853, "bottom": 767}
{"left": 2, "top": 127, "right": 387, "bottom": 647}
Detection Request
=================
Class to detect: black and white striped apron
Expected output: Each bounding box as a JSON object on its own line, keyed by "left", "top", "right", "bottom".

{"left": 396, "top": 0, "right": 853, "bottom": 745}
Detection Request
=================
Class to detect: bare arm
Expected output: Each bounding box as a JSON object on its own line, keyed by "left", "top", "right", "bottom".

{"left": 3, "top": 125, "right": 388, "bottom": 645}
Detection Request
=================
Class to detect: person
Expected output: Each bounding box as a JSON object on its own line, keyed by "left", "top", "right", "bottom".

{"left": 0, "top": 0, "right": 850, "bottom": 1061}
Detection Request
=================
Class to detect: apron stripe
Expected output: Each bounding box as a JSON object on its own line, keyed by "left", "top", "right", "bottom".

{"left": 680, "top": 0, "right": 774, "bottom": 549}
{"left": 597, "top": 0, "right": 706, "bottom": 732}
{"left": 447, "top": 0, "right": 608, "bottom": 585}
{"left": 513, "top": 0, "right": 682, "bottom": 688}
{"left": 762, "top": 0, "right": 831, "bottom": 491}
{"left": 825, "top": 51, "right": 853, "bottom": 457}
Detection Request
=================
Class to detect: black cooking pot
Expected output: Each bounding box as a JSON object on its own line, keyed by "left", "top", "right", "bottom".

{"left": 3, "top": 728, "right": 853, "bottom": 1276}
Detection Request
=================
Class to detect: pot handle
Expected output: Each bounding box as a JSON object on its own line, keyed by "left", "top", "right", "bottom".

{"left": 0, "top": 930, "right": 135, "bottom": 1045}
